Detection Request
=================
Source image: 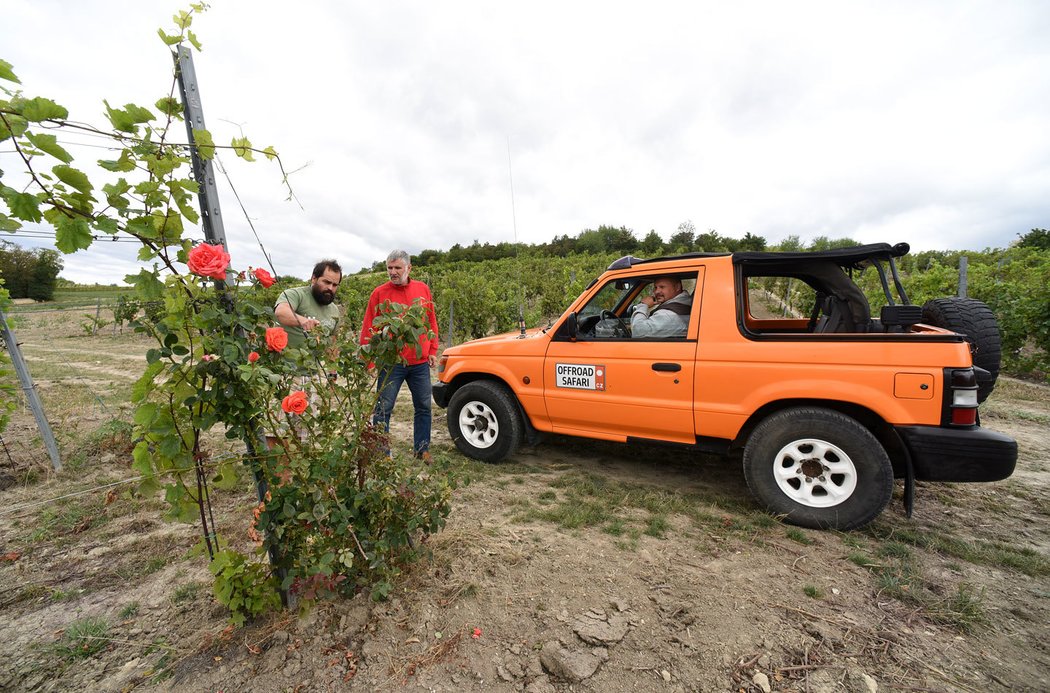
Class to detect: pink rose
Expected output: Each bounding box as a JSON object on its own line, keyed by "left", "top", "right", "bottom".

{"left": 248, "top": 351, "right": 260, "bottom": 363}
{"left": 187, "top": 243, "right": 231, "bottom": 281}
{"left": 253, "top": 267, "right": 275, "bottom": 288}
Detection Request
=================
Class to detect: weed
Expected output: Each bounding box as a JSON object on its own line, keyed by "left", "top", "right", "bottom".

{"left": 803, "top": 584, "right": 824, "bottom": 599}
{"left": 119, "top": 602, "right": 140, "bottom": 619}
{"left": 848, "top": 552, "right": 876, "bottom": 568}
{"left": 603, "top": 519, "right": 626, "bottom": 536}
{"left": 877, "top": 541, "right": 912, "bottom": 560}
{"left": 53, "top": 617, "right": 110, "bottom": 660}
{"left": 537, "top": 490, "right": 557, "bottom": 504}
{"left": 171, "top": 581, "right": 202, "bottom": 604}
{"left": 786, "top": 527, "right": 813, "bottom": 545}
{"left": 644, "top": 514, "right": 669, "bottom": 538}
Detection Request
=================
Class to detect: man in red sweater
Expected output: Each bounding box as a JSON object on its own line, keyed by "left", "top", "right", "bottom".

{"left": 360, "top": 250, "right": 440, "bottom": 461}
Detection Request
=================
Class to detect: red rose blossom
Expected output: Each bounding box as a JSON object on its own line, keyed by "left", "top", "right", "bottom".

{"left": 248, "top": 351, "right": 260, "bottom": 363}
{"left": 265, "top": 327, "right": 288, "bottom": 352}
{"left": 281, "top": 391, "right": 309, "bottom": 415}
{"left": 253, "top": 267, "right": 275, "bottom": 288}
{"left": 186, "top": 243, "right": 231, "bottom": 281}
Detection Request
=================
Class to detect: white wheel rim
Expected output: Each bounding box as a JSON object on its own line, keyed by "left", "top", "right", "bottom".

{"left": 772, "top": 438, "right": 858, "bottom": 508}
{"left": 458, "top": 400, "right": 500, "bottom": 449}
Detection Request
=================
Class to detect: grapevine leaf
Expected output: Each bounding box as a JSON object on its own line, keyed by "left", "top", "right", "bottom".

{"left": 126, "top": 267, "right": 165, "bottom": 300}
{"left": 193, "top": 128, "right": 215, "bottom": 160}
{"left": 1, "top": 188, "right": 42, "bottom": 222}
{"left": 94, "top": 215, "right": 119, "bottom": 234}
{"left": 52, "top": 165, "right": 93, "bottom": 194}
{"left": 263, "top": 146, "right": 278, "bottom": 161}
{"left": 188, "top": 30, "right": 203, "bottom": 51}
{"left": 0, "top": 59, "right": 20, "bottom": 84}
{"left": 98, "top": 150, "right": 137, "bottom": 172}
{"left": 20, "top": 97, "right": 68, "bottom": 122}
{"left": 174, "top": 10, "right": 192, "bottom": 29}
{"left": 54, "top": 217, "right": 94, "bottom": 253}
{"left": 103, "top": 100, "right": 154, "bottom": 133}
{"left": 155, "top": 96, "right": 183, "bottom": 118}
{"left": 157, "top": 28, "right": 182, "bottom": 46}
{"left": 0, "top": 213, "right": 21, "bottom": 232}
{"left": 231, "top": 136, "right": 255, "bottom": 161}
{"left": 25, "top": 132, "right": 73, "bottom": 163}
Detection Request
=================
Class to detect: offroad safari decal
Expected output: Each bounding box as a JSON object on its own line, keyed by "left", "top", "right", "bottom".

{"left": 555, "top": 363, "right": 606, "bottom": 391}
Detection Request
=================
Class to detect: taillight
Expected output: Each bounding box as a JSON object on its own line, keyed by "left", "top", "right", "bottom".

{"left": 945, "top": 368, "right": 978, "bottom": 426}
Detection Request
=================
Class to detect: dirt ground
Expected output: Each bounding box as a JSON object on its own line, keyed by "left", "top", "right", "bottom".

{"left": 1, "top": 310, "right": 1048, "bottom": 692}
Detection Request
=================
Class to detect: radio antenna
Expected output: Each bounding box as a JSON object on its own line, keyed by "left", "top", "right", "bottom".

{"left": 507, "top": 137, "right": 527, "bottom": 338}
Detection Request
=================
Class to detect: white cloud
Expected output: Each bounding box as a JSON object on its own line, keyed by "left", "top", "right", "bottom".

{"left": 2, "top": 0, "right": 1048, "bottom": 283}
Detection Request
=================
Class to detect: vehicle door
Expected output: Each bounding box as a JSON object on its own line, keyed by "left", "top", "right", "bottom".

{"left": 542, "top": 269, "right": 703, "bottom": 444}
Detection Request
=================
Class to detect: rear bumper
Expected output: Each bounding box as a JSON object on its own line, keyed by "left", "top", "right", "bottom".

{"left": 432, "top": 381, "right": 450, "bottom": 408}
{"left": 895, "top": 425, "right": 1017, "bottom": 482}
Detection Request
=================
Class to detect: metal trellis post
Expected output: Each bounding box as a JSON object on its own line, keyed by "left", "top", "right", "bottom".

{"left": 175, "top": 47, "right": 287, "bottom": 604}
{"left": 0, "top": 310, "right": 62, "bottom": 470}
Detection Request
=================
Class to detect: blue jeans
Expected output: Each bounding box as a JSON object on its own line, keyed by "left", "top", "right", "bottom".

{"left": 374, "top": 362, "right": 432, "bottom": 454}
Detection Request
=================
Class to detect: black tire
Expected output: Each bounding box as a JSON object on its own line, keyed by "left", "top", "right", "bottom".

{"left": 742, "top": 407, "right": 893, "bottom": 530}
{"left": 447, "top": 381, "right": 523, "bottom": 463}
{"left": 921, "top": 297, "right": 1001, "bottom": 403}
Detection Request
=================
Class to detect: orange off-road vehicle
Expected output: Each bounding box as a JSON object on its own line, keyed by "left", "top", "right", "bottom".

{"left": 432, "top": 243, "right": 1017, "bottom": 530}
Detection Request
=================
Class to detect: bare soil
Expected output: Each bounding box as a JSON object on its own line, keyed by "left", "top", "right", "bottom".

{"left": 1, "top": 310, "right": 1048, "bottom": 692}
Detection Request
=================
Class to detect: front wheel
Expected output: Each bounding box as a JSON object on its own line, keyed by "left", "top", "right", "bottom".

{"left": 447, "top": 381, "right": 523, "bottom": 463}
{"left": 742, "top": 407, "right": 893, "bottom": 530}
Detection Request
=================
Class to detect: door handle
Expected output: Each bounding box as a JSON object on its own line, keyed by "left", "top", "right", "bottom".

{"left": 651, "top": 362, "right": 681, "bottom": 372}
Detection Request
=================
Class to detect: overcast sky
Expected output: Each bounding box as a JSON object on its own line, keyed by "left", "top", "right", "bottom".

{"left": 2, "top": 1, "right": 1049, "bottom": 284}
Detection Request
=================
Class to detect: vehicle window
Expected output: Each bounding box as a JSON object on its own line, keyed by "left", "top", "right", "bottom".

{"left": 576, "top": 273, "right": 697, "bottom": 340}
{"left": 746, "top": 276, "right": 817, "bottom": 320}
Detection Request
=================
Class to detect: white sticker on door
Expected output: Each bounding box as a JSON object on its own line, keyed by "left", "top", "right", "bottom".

{"left": 555, "top": 363, "right": 606, "bottom": 391}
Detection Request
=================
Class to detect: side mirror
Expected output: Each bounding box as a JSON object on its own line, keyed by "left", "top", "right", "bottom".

{"left": 564, "top": 312, "right": 579, "bottom": 341}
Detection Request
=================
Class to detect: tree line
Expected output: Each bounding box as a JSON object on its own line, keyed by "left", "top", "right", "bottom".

{"left": 0, "top": 240, "right": 63, "bottom": 301}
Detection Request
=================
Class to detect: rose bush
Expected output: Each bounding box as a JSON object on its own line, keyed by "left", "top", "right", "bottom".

{"left": 1, "top": 6, "right": 457, "bottom": 624}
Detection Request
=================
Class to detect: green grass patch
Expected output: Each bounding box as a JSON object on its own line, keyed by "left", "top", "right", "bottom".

{"left": 171, "top": 582, "right": 202, "bottom": 604}
{"left": 786, "top": 527, "right": 813, "bottom": 545}
{"left": 803, "top": 584, "right": 824, "bottom": 599}
{"left": 865, "top": 524, "right": 1050, "bottom": 577}
{"left": 644, "top": 514, "right": 669, "bottom": 538}
{"left": 53, "top": 617, "right": 110, "bottom": 660}
{"left": 119, "top": 602, "right": 140, "bottom": 619}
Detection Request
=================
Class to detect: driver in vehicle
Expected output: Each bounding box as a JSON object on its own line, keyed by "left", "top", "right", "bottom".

{"left": 630, "top": 276, "right": 692, "bottom": 338}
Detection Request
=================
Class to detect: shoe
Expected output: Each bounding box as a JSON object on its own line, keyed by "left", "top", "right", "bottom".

{"left": 416, "top": 451, "right": 432, "bottom": 465}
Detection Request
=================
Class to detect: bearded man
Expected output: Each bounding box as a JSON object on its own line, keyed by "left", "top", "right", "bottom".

{"left": 274, "top": 259, "right": 342, "bottom": 347}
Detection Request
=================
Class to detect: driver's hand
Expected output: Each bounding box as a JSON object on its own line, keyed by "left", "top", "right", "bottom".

{"left": 641, "top": 295, "right": 657, "bottom": 308}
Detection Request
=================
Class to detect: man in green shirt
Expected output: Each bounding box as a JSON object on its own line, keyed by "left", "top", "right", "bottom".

{"left": 274, "top": 259, "right": 342, "bottom": 347}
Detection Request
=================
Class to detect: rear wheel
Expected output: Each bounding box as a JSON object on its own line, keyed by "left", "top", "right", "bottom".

{"left": 447, "top": 381, "right": 523, "bottom": 463}
{"left": 921, "top": 297, "right": 1001, "bottom": 403}
{"left": 743, "top": 407, "right": 893, "bottom": 530}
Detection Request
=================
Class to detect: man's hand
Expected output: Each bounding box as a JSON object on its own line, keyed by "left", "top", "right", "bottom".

{"left": 428, "top": 354, "right": 438, "bottom": 368}
{"left": 299, "top": 316, "right": 320, "bottom": 331}
{"left": 640, "top": 295, "right": 658, "bottom": 308}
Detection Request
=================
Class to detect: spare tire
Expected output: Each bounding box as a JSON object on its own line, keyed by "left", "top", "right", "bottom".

{"left": 921, "top": 297, "right": 1001, "bottom": 403}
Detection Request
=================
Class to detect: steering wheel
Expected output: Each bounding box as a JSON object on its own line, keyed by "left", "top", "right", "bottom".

{"left": 600, "top": 309, "right": 631, "bottom": 337}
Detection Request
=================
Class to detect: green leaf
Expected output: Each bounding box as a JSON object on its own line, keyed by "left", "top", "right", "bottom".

{"left": 262, "top": 146, "right": 278, "bottom": 161}
{"left": 231, "top": 136, "right": 255, "bottom": 161}
{"left": 98, "top": 150, "right": 137, "bottom": 173}
{"left": 125, "top": 268, "right": 165, "bottom": 300}
{"left": 0, "top": 213, "right": 21, "bottom": 232}
{"left": 0, "top": 114, "right": 28, "bottom": 142}
{"left": 187, "top": 30, "right": 203, "bottom": 51}
{"left": 155, "top": 96, "right": 182, "bottom": 118}
{"left": 134, "top": 403, "right": 158, "bottom": 426}
{"left": 94, "top": 216, "right": 119, "bottom": 234}
{"left": 55, "top": 217, "right": 93, "bottom": 253}
{"left": 1, "top": 188, "right": 42, "bottom": 223}
{"left": 0, "top": 59, "right": 20, "bottom": 84}
{"left": 157, "top": 28, "right": 182, "bottom": 46}
{"left": 25, "top": 132, "right": 73, "bottom": 163}
{"left": 212, "top": 462, "right": 240, "bottom": 490}
{"left": 52, "top": 165, "right": 93, "bottom": 194}
{"left": 174, "top": 10, "right": 193, "bottom": 29}
{"left": 20, "top": 97, "right": 68, "bottom": 122}
{"left": 193, "top": 128, "right": 215, "bottom": 160}
{"left": 103, "top": 100, "right": 154, "bottom": 133}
